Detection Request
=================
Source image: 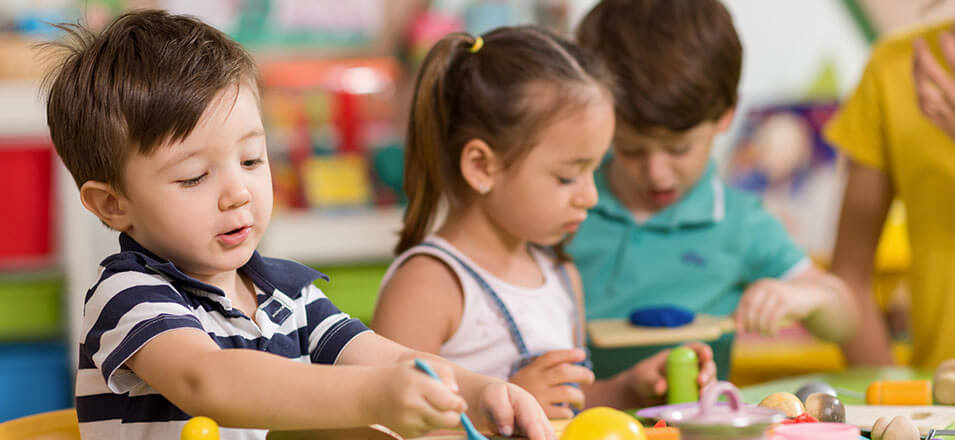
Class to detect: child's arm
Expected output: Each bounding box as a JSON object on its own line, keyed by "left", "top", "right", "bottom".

{"left": 371, "top": 255, "right": 463, "bottom": 354}
{"left": 370, "top": 255, "right": 554, "bottom": 438}
{"left": 564, "top": 264, "right": 715, "bottom": 410}
{"left": 828, "top": 160, "right": 895, "bottom": 364}
{"left": 336, "top": 332, "right": 554, "bottom": 440}
{"left": 735, "top": 264, "right": 858, "bottom": 342}
{"left": 125, "top": 328, "right": 468, "bottom": 436}
{"left": 583, "top": 342, "right": 716, "bottom": 409}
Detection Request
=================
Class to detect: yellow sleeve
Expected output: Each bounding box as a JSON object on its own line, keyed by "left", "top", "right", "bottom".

{"left": 824, "top": 44, "right": 891, "bottom": 171}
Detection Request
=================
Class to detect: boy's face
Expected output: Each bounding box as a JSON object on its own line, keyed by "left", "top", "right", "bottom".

{"left": 118, "top": 85, "right": 272, "bottom": 279}
{"left": 610, "top": 110, "right": 733, "bottom": 214}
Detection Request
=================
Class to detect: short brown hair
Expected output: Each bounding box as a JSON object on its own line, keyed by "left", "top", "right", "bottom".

{"left": 577, "top": 0, "right": 742, "bottom": 132}
{"left": 44, "top": 9, "right": 259, "bottom": 190}
{"left": 397, "top": 25, "right": 613, "bottom": 256}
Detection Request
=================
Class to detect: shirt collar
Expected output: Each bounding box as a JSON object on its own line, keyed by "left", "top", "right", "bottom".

{"left": 117, "top": 233, "right": 328, "bottom": 298}
{"left": 592, "top": 160, "right": 725, "bottom": 230}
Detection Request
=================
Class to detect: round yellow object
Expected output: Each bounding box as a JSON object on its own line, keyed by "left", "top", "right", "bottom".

{"left": 560, "top": 407, "right": 647, "bottom": 440}
{"left": 181, "top": 416, "right": 220, "bottom": 440}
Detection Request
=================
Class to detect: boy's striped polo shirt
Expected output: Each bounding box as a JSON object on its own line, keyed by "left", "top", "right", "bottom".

{"left": 75, "top": 233, "right": 369, "bottom": 440}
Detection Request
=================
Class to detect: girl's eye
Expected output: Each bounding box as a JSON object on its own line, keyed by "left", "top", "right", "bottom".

{"left": 242, "top": 158, "right": 264, "bottom": 167}
{"left": 558, "top": 176, "right": 576, "bottom": 185}
{"left": 177, "top": 173, "right": 207, "bottom": 187}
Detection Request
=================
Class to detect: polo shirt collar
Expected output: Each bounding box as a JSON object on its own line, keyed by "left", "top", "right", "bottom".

{"left": 592, "top": 160, "right": 725, "bottom": 230}
{"left": 117, "top": 233, "right": 328, "bottom": 298}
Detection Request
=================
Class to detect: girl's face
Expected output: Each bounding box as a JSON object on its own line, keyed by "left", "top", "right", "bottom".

{"left": 483, "top": 93, "right": 615, "bottom": 246}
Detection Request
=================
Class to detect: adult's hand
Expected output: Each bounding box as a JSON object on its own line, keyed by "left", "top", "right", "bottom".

{"left": 913, "top": 30, "right": 955, "bottom": 138}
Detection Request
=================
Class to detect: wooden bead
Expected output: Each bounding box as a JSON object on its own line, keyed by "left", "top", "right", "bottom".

{"left": 758, "top": 392, "right": 805, "bottom": 418}
{"left": 804, "top": 392, "right": 845, "bottom": 423}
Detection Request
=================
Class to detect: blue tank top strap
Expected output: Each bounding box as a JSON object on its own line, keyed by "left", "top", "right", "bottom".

{"left": 418, "top": 242, "right": 531, "bottom": 357}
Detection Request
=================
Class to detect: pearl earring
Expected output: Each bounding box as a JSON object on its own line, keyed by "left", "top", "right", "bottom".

{"left": 478, "top": 184, "right": 490, "bottom": 194}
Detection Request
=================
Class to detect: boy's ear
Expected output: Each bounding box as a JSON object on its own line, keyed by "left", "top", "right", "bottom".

{"left": 79, "top": 181, "right": 132, "bottom": 231}
{"left": 717, "top": 107, "right": 736, "bottom": 133}
{"left": 459, "top": 138, "right": 499, "bottom": 195}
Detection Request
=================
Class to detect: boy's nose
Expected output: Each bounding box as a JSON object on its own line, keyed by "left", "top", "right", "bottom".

{"left": 219, "top": 171, "right": 251, "bottom": 211}
{"left": 644, "top": 152, "right": 674, "bottom": 187}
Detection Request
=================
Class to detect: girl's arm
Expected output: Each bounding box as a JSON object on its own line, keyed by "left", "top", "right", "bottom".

{"left": 371, "top": 254, "right": 464, "bottom": 354}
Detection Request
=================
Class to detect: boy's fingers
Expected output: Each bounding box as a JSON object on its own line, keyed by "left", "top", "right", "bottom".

{"left": 699, "top": 360, "right": 717, "bottom": 386}
{"left": 684, "top": 341, "right": 714, "bottom": 362}
{"left": 429, "top": 362, "right": 460, "bottom": 393}
{"left": 513, "top": 396, "right": 554, "bottom": 440}
{"left": 424, "top": 409, "right": 466, "bottom": 431}
{"left": 483, "top": 386, "right": 515, "bottom": 437}
{"left": 423, "top": 382, "right": 468, "bottom": 413}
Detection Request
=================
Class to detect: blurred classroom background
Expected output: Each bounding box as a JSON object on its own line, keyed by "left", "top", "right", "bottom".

{"left": 0, "top": 0, "right": 949, "bottom": 422}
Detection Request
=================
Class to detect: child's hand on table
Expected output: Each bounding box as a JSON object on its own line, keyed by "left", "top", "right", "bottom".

{"left": 478, "top": 380, "right": 557, "bottom": 440}
{"left": 508, "top": 348, "right": 595, "bottom": 419}
{"left": 372, "top": 360, "right": 468, "bottom": 437}
{"left": 735, "top": 278, "right": 827, "bottom": 336}
{"left": 621, "top": 342, "right": 716, "bottom": 407}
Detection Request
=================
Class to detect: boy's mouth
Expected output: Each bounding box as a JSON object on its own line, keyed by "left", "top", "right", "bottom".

{"left": 649, "top": 189, "right": 678, "bottom": 205}
{"left": 217, "top": 226, "right": 251, "bottom": 246}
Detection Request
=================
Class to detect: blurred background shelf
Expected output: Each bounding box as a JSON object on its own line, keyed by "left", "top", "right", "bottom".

{"left": 260, "top": 207, "right": 403, "bottom": 265}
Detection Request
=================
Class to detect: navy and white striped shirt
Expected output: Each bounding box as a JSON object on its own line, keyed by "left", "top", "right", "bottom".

{"left": 75, "top": 233, "right": 370, "bottom": 440}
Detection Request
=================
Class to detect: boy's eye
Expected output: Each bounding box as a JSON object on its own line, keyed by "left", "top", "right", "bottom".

{"left": 177, "top": 172, "right": 207, "bottom": 187}
{"left": 669, "top": 145, "right": 691, "bottom": 156}
{"left": 557, "top": 176, "right": 576, "bottom": 185}
{"left": 242, "top": 158, "right": 264, "bottom": 167}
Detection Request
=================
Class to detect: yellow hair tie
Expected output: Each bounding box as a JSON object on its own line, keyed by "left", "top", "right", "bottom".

{"left": 469, "top": 36, "right": 484, "bottom": 53}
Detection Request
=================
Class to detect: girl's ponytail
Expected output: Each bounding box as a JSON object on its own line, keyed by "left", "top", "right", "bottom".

{"left": 395, "top": 33, "right": 475, "bottom": 254}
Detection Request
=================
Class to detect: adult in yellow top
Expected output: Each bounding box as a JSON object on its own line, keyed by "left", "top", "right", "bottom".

{"left": 825, "top": 20, "right": 955, "bottom": 368}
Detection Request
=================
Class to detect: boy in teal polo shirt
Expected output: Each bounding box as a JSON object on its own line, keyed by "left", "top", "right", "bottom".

{"left": 572, "top": 0, "right": 859, "bottom": 382}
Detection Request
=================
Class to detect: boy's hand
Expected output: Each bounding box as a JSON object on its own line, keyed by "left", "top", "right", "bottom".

{"left": 479, "top": 381, "right": 557, "bottom": 440}
{"left": 622, "top": 342, "right": 716, "bottom": 406}
{"left": 371, "top": 360, "right": 468, "bottom": 438}
{"left": 736, "top": 278, "right": 824, "bottom": 336}
{"left": 507, "top": 349, "right": 595, "bottom": 419}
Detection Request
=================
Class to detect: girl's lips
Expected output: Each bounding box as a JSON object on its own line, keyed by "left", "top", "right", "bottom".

{"left": 217, "top": 226, "right": 251, "bottom": 246}
{"left": 564, "top": 221, "right": 582, "bottom": 233}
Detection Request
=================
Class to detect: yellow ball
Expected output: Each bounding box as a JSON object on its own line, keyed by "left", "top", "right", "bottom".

{"left": 181, "top": 416, "right": 219, "bottom": 440}
{"left": 560, "top": 407, "right": 647, "bottom": 440}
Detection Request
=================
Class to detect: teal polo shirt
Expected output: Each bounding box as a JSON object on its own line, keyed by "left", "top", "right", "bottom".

{"left": 568, "top": 160, "right": 808, "bottom": 381}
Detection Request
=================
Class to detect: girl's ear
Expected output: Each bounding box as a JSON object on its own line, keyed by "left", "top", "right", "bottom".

{"left": 460, "top": 138, "right": 500, "bottom": 195}
{"left": 80, "top": 181, "right": 132, "bottom": 231}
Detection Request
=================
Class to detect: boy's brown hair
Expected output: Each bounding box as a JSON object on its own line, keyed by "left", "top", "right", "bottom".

{"left": 44, "top": 9, "right": 259, "bottom": 190}
{"left": 397, "top": 25, "right": 613, "bottom": 257}
{"left": 577, "top": 0, "right": 742, "bottom": 132}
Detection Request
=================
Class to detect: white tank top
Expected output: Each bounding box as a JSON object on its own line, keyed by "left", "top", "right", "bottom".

{"left": 379, "top": 236, "right": 578, "bottom": 380}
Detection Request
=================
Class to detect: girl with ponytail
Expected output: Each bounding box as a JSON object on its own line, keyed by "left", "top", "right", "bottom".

{"left": 373, "top": 25, "right": 716, "bottom": 417}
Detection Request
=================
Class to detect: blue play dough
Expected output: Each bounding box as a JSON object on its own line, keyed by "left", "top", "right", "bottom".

{"left": 629, "top": 306, "right": 695, "bottom": 327}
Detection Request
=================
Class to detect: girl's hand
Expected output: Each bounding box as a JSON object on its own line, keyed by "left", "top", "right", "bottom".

{"left": 508, "top": 349, "right": 595, "bottom": 419}
{"left": 735, "top": 278, "right": 825, "bottom": 336}
{"left": 479, "top": 381, "right": 557, "bottom": 440}
{"left": 622, "top": 342, "right": 716, "bottom": 407}
{"left": 370, "top": 360, "right": 468, "bottom": 437}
